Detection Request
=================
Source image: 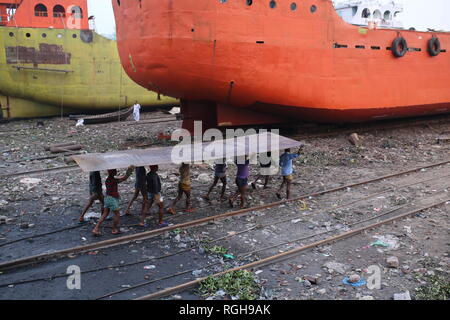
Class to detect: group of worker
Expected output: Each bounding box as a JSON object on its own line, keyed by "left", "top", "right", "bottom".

{"left": 79, "top": 146, "right": 304, "bottom": 236}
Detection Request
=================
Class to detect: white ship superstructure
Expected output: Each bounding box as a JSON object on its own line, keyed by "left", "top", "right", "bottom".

{"left": 334, "top": 0, "right": 404, "bottom": 29}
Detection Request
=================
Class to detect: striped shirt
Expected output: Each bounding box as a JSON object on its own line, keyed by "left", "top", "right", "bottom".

{"left": 105, "top": 176, "right": 120, "bottom": 198}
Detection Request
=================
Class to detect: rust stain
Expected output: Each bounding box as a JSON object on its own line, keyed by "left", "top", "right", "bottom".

{"left": 5, "top": 44, "right": 71, "bottom": 67}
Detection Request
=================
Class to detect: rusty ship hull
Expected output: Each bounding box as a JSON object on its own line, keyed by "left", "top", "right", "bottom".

{"left": 112, "top": 0, "right": 450, "bottom": 131}
{"left": 0, "top": 0, "right": 178, "bottom": 119}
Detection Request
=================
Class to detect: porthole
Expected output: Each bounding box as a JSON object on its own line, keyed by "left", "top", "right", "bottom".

{"left": 72, "top": 34, "right": 77, "bottom": 38}
{"left": 9, "top": 32, "right": 14, "bottom": 37}
{"left": 310, "top": 5, "right": 317, "bottom": 13}
{"left": 290, "top": 2, "right": 297, "bottom": 11}
{"left": 117, "top": 0, "right": 120, "bottom": 6}
{"left": 42, "top": 33, "right": 47, "bottom": 38}
{"left": 26, "top": 33, "right": 31, "bottom": 38}
{"left": 269, "top": 1, "right": 276, "bottom": 9}
{"left": 219, "top": 0, "right": 227, "bottom": 3}
{"left": 246, "top": 0, "right": 253, "bottom": 5}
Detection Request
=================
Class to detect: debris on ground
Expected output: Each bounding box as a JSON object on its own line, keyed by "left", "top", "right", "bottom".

{"left": 323, "top": 261, "right": 349, "bottom": 275}
{"left": 198, "top": 270, "right": 260, "bottom": 300}
{"left": 343, "top": 276, "right": 366, "bottom": 287}
{"left": 393, "top": 291, "right": 412, "bottom": 300}
{"left": 348, "top": 133, "right": 361, "bottom": 146}
{"left": 386, "top": 256, "right": 400, "bottom": 268}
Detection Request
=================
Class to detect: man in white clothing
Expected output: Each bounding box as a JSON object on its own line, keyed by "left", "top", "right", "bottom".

{"left": 133, "top": 101, "right": 141, "bottom": 121}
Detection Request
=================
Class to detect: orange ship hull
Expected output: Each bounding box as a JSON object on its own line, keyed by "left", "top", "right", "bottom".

{"left": 112, "top": 0, "right": 450, "bottom": 131}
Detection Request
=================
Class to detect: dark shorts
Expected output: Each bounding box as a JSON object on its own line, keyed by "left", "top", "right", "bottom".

{"left": 90, "top": 189, "right": 103, "bottom": 197}
{"left": 135, "top": 182, "right": 147, "bottom": 191}
{"left": 215, "top": 172, "right": 226, "bottom": 179}
{"left": 235, "top": 177, "right": 248, "bottom": 188}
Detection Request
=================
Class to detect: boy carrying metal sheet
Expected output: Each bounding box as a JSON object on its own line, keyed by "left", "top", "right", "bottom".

{"left": 204, "top": 158, "right": 227, "bottom": 201}
{"left": 167, "top": 163, "right": 194, "bottom": 214}
{"left": 79, "top": 171, "right": 104, "bottom": 223}
{"left": 276, "top": 146, "right": 304, "bottom": 200}
{"left": 144, "top": 165, "right": 168, "bottom": 228}
{"left": 92, "top": 166, "right": 134, "bottom": 236}
{"left": 124, "top": 166, "right": 148, "bottom": 217}
{"left": 229, "top": 155, "right": 250, "bottom": 209}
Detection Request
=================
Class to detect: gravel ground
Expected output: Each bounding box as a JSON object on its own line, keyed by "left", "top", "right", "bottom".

{"left": 0, "top": 112, "right": 448, "bottom": 300}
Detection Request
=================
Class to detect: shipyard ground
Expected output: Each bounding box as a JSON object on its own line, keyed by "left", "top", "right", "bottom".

{"left": 0, "top": 112, "right": 449, "bottom": 300}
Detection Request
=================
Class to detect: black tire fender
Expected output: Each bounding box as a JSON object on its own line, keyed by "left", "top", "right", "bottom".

{"left": 391, "top": 37, "right": 408, "bottom": 58}
{"left": 427, "top": 37, "right": 441, "bottom": 57}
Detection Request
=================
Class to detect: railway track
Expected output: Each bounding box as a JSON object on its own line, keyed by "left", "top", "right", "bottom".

{"left": 0, "top": 161, "right": 450, "bottom": 280}
{"left": 1, "top": 168, "right": 448, "bottom": 290}
{"left": 3, "top": 162, "right": 448, "bottom": 252}
{"left": 0, "top": 164, "right": 80, "bottom": 179}
{"left": 1, "top": 112, "right": 448, "bottom": 176}
{"left": 0, "top": 113, "right": 449, "bottom": 299}
{"left": 135, "top": 197, "right": 449, "bottom": 300}
{"left": 1, "top": 184, "right": 447, "bottom": 299}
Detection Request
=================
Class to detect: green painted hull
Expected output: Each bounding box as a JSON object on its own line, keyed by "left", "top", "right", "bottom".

{"left": 0, "top": 27, "right": 178, "bottom": 119}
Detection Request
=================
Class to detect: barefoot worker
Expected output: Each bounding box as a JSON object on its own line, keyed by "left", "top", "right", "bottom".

{"left": 167, "top": 163, "right": 194, "bottom": 214}
{"left": 229, "top": 156, "right": 250, "bottom": 209}
{"left": 124, "top": 166, "right": 148, "bottom": 217}
{"left": 276, "top": 146, "right": 303, "bottom": 200}
{"left": 204, "top": 158, "right": 227, "bottom": 201}
{"left": 79, "top": 171, "right": 104, "bottom": 223}
{"left": 92, "top": 166, "right": 134, "bottom": 236}
{"left": 251, "top": 151, "right": 273, "bottom": 190}
{"left": 145, "top": 165, "right": 167, "bottom": 228}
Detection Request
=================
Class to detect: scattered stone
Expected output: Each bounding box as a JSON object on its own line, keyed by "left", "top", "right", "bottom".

{"left": 387, "top": 256, "right": 400, "bottom": 268}
{"left": 304, "top": 275, "right": 320, "bottom": 285}
{"left": 393, "top": 291, "right": 411, "bottom": 300}
{"left": 317, "top": 289, "right": 327, "bottom": 295}
{"left": 215, "top": 290, "right": 226, "bottom": 297}
{"left": 436, "top": 133, "right": 450, "bottom": 144}
{"left": 196, "top": 173, "right": 211, "bottom": 183}
{"left": 348, "top": 133, "right": 361, "bottom": 146}
{"left": 348, "top": 274, "right": 361, "bottom": 283}
{"left": 19, "top": 178, "right": 42, "bottom": 185}
{"left": 192, "top": 269, "right": 203, "bottom": 277}
{"left": 324, "top": 261, "right": 348, "bottom": 275}
{"left": 360, "top": 295, "right": 375, "bottom": 300}
{"left": 401, "top": 265, "right": 411, "bottom": 274}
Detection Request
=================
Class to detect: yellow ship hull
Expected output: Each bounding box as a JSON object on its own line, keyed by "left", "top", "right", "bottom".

{"left": 0, "top": 27, "right": 178, "bottom": 119}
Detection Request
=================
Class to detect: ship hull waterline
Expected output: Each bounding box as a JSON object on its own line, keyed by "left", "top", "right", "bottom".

{"left": 112, "top": 0, "right": 450, "bottom": 131}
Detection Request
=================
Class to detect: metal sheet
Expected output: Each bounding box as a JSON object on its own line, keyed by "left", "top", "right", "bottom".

{"left": 73, "top": 132, "right": 304, "bottom": 172}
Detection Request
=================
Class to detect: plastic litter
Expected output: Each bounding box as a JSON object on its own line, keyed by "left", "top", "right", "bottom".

{"left": 19, "top": 178, "right": 42, "bottom": 185}
{"left": 143, "top": 265, "right": 156, "bottom": 270}
{"left": 343, "top": 277, "right": 367, "bottom": 287}
{"left": 76, "top": 119, "right": 84, "bottom": 126}
{"left": 370, "top": 240, "right": 389, "bottom": 247}
{"left": 223, "top": 254, "right": 235, "bottom": 260}
{"left": 298, "top": 201, "right": 308, "bottom": 211}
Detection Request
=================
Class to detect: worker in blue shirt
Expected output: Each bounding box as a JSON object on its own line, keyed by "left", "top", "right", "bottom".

{"left": 276, "top": 146, "right": 304, "bottom": 200}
